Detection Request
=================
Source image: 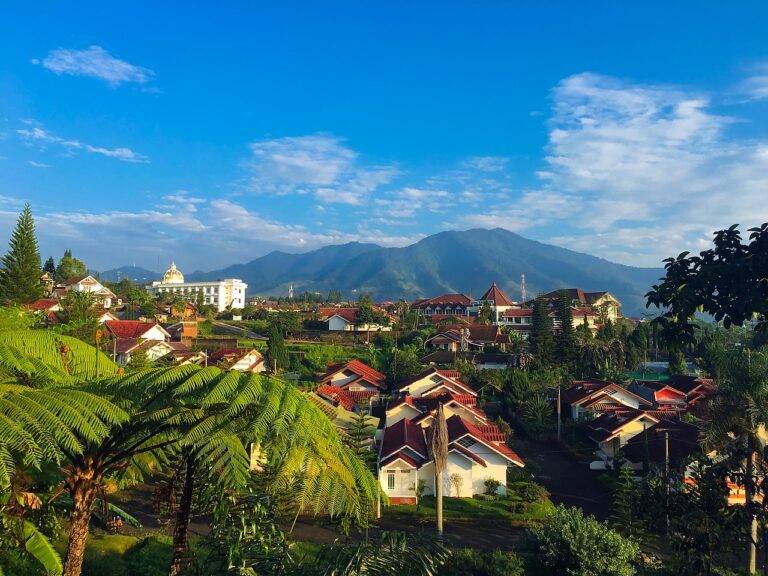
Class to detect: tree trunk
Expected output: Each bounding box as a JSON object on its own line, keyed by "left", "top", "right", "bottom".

{"left": 435, "top": 470, "right": 443, "bottom": 536}
{"left": 746, "top": 446, "right": 758, "bottom": 574}
{"left": 169, "top": 455, "right": 196, "bottom": 576}
{"left": 63, "top": 475, "right": 99, "bottom": 576}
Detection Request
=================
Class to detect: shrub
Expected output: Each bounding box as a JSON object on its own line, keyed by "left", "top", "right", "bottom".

{"left": 439, "top": 548, "right": 525, "bottom": 576}
{"left": 529, "top": 505, "right": 639, "bottom": 576}
{"left": 510, "top": 481, "right": 549, "bottom": 503}
{"left": 124, "top": 537, "right": 172, "bottom": 576}
{"left": 484, "top": 478, "right": 502, "bottom": 495}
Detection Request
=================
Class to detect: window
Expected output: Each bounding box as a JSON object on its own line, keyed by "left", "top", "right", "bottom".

{"left": 387, "top": 471, "right": 396, "bottom": 490}
{"left": 457, "top": 436, "right": 476, "bottom": 449}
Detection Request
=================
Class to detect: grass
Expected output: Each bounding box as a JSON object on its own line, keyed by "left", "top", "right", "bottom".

{"left": 386, "top": 493, "right": 554, "bottom": 526}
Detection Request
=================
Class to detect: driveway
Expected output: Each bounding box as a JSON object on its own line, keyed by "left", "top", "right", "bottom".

{"left": 512, "top": 438, "right": 612, "bottom": 519}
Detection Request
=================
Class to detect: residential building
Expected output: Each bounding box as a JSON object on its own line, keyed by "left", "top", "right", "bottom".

{"left": 209, "top": 348, "right": 266, "bottom": 373}
{"left": 424, "top": 324, "right": 508, "bottom": 352}
{"left": 537, "top": 288, "right": 622, "bottom": 322}
{"left": 378, "top": 366, "right": 524, "bottom": 503}
{"left": 319, "top": 359, "right": 386, "bottom": 393}
{"left": 410, "top": 294, "right": 473, "bottom": 318}
{"left": 469, "top": 282, "right": 516, "bottom": 323}
{"left": 146, "top": 262, "right": 247, "bottom": 312}
{"left": 587, "top": 410, "right": 661, "bottom": 461}
{"left": 317, "top": 306, "right": 392, "bottom": 332}
{"left": 563, "top": 380, "right": 653, "bottom": 420}
{"left": 104, "top": 320, "right": 170, "bottom": 342}
{"left": 53, "top": 275, "right": 119, "bottom": 308}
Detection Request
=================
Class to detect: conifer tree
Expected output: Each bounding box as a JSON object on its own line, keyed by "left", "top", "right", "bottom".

{"left": 55, "top": 248, "right": 87, "bottom": 282}
{"left": 0, "top": 203, "right": 43, "bottom": 304}
{"left": 344, "top": 410, "right": 375, "bottom": 470}
{"left": 530, "top": 296, "right": 554, "bottom": 366}
{"left": 43, "top": 256, "right": 56, "bottom": 275}
{"left": 554, "top": 290, "right": 577, "bottom": 369}
{"left": 611, "top": 466, "right": 637, "bottom": 535}
{"left": 266, "top": 324, "right": 289, "bottom": 372}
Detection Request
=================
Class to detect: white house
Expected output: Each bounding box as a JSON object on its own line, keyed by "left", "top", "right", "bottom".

{"left": 563, "top": 380, "right": 652, "bottom": 420}
{"left": 147, "top": 262, "right": 247, "bottom": 312}
{"left": 317, "top": 307, "right": 392, "bottom": 332}
{"left": 208, "top": 348, "right": 266, "bottom": 373}
{"left": 54, "top": 275, "right": 119, "bottom": 308}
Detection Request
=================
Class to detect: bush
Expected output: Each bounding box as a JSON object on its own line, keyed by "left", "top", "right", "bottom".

{"left": 439, "top": 548, "right": 525, "bottom": 576}
{"left": 484, "top": 478, "right": 502, "bottom": 495}
{"left": 509, "top": 481, "right": 549, "bottom": 503}
{"left": 529, "top": 505, "right": 639, "bottom": 576}
{"left": 124, "top": 537, "right": 172, "bottom": 576}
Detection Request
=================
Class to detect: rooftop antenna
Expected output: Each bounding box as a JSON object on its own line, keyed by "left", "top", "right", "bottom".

{"left": 520, "top": 273, "right": 527, "bottom": 304}
{"left": 288, "top": 283, "right": 294, "bottom": 300}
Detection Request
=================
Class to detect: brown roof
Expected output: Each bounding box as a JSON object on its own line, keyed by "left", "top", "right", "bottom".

{"left": 480, "top": 283, "right": 514, "bottom": 306}
{"left": 410, "top": 293, "right": 473, "bottom": 309}
{"left": 321, "top": 359, "right": 386, "bottom": 389}
{"left": 380, "top": 418, "right": 428, "bottom": 460}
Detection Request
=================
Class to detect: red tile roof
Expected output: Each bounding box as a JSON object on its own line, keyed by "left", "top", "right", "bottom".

{"left": 105, "top": 320, "right": 163, "bottom": 339}
{"left": 380, "top": 450, "right": 422, "bottom": 469}
{"left": 502, "top": 308, "right": 532, "bottom": 318}
{"left": 446, "top": 415, "right": 524, "bottom": 466}
{"left": 321, "top": 359, "right": 385, "bottom": 389}
{"left": 380, "top": 418, "right": 427, "bottom": 460}
{"left": 480, "top": 282, "right": 514, "bottom": 306}
{"left": 28, "top": 298, "right": 59, "bottom": 311}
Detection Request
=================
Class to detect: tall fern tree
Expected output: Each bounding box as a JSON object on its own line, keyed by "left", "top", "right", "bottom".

{"left": 0, "top": 328, "right": 381, "bottom": 576}
{"left": 0, "top": 204, "right": 43, "bottom": 304}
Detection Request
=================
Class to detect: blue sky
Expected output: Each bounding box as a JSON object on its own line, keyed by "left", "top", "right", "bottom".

{"left": 2, "top": 2, "right": 768, "bottom": 272}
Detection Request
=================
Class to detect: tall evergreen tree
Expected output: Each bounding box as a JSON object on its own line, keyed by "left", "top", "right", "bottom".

{"left": 266, "top": 325, "right": 289, "bottom": 372}
{"left": 610, "top": 466, "right": 637, "bottom": 535}
{"left": 554, "top": 290, "right": 577, "bottom": 369}
{"left": 0, "top": 203, "right": 43, "bottom": 304}
{"left": 344, "top": 411, "right": 376, "bottom": 470}
{"left": 530, "top": 296, "right": 554, "bottom": 366}
{"left": 42, "top": 256, "right": 56, "bottom": 275}
{"left": 55, "top": 249, "right": 87, "bottom": 282}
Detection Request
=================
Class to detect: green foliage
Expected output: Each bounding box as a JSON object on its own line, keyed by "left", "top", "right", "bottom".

{"left": 646, "top": 222, "right": 768, "bottom": 343}
{"left": 54, "top": 291, "right": 101, "bottom": 345}
{"left": 439, "top": 548, "right": 525, "bottom": 576}
{"left": 667, "top": 348, "right": 688, "bottom": 376}
{"left": 267, "top": 325, "right": 289, "bottom": 372}
{"left": 508, "top": 481, "right": 549, "bottom": 503}
{"left": 125, "top": 349, "right": 152, "bottom": 372}
{"left": 554, "top": 290, "right": 577, "bottom": 370}
{"left": 611, "top": 467, "right": 637, "bottom": 535}
{"left": 344, "top": 411, "right": 375, "bottom": 471}
{"left": 478, "top": 301, "right": 494, "bottom": 325}
{"left": 316, "top": 531, "right": 451, "bottom": 576}
{"left": 43, "top": 257, "right": 56, "bottom": 276}
{"left": 530, "top": 505, "right": 639, "bottom": 576}
{"left": 0, "top": 204, "right": 43, "bottom": 305}
{"left": 483, "top": 478, "right": 502, "bottom": 495}
{"left": 54, "top": 249, "right": 87, "bottom": 284}
{"left": 0, "top": 307, "right": 40, "bottom": 331}
{"left": 530, "top": 296, "right": 554, "bottom": 366}
{"left": 382, "top": 346, "right": 424, "bottom": 387}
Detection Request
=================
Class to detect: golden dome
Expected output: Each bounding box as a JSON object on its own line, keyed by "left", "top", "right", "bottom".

{"left": 162, "top": 261, "right": 185, "bottom": 284}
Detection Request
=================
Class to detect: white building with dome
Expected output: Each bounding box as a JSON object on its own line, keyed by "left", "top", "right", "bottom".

{"left": 146, "top": 262, "right": 247, "bottom": 312}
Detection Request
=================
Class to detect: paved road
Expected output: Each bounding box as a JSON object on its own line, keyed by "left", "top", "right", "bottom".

{"left": 512, "top": 438, "right": 611, "bottom": 519}
{"left": 211, "top": 320, "right": 266, "bottom": 340}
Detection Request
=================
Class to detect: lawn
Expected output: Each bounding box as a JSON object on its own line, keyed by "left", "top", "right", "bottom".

{"left": 386, "top": 492, "right": 554, "bottom": 527}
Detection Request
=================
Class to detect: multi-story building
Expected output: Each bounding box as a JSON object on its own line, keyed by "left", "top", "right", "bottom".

{"left": 146, "top": 262, "right": 247, "bottom": 312}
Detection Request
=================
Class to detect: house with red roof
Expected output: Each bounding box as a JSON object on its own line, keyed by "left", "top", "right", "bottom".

{"left": 410, "top": 293, "right": 473, "bottom": 320}
{"left": 209, "top": 348, "right": 265, "bottom": 373}
{"left": 378, "top": 411, "right": 524, "bottom": 504}
{"left": 114, "top": 338, "right": 176, "bottom": 365}
{"left": 318, "top": 306, "right": 392, "bottom": 332}
{"left": 471, "top": 282, "right": 516, "bottom": 323}
{"left": 424, "top": 324, "right": 509, "bottom": 353}
{"left": 53, "top": 275, "right": 119, "bottom": 309}
{"left": 104, "top": 320, "right": 170, "bottom": 341}
{"left": 379, "top": 365, "right": 523, "bottom": 504}
{"left": 319, "top": 359, "right": 385, "bottom": 393}
{"left": 563, "top": 380, "right": 652, "bottom": 419}
{"left": 587, "top": 410, "right": 661, "bottom": 461}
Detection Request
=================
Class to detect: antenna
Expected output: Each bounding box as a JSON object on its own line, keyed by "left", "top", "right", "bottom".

{"left": 288, "top": 283, "right": 294, "bottom": 300}
{"left": 520, "top": 273, "right": 527, "bottom": 304}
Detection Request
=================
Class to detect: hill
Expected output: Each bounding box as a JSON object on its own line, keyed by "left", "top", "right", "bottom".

{"left": 188, "top": 228, "right": 663, "bottom": 315}
{"left": 99, "top": 265, "right": 160, "bottom": 284}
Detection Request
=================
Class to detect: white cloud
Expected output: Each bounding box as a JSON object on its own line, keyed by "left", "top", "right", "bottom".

{"left": 27, "top": 160, "right": 51, "bottom": 168}
{"left": 17, "top": 124, "right": 148, "bottom": 163}
{"left": 245, "top": 134, "right": 397, "bottom": 204}
{"left": 35, "top": 46, "right": 153, "bottom": 86}
{"left": 461, "top": 156, "right": 509, "bottom": 172}
{"left": 739, "top": 62, "right": 768, "bottom": 102}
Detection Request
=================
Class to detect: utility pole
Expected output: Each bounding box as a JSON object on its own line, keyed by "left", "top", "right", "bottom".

{"left": 664, "top": 430, "right": 670, "bottom": 535}
{"left": 556, "top": 385, "right": 562, "bottom": 442}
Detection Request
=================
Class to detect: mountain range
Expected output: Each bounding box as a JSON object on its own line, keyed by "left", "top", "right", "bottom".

{"left": 100, "top": 228, "right": 664, "bottom": 316}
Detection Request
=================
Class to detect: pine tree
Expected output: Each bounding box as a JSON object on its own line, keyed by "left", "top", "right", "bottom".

{"left": 667, "top": 347, "right": 688, "bottom": 375}
{"left": 345, "top": 410, "right": 375, "bottom": 470}
{"left": 530, "top": 296, "right": 554, "bottom": 366}
{"left": 554, "top": 290, "right": 577, "bottom": 369}
{"left": 611, "top": 466, "right": 637, "bottom": 535}
{"left": 43, "top": 256, "right": 56, "bottom": 275}
{"left": 55, "top": 248, "right": 87, "bottom": 282}
{"left": 266, "top": 325, "right": 289, "bottom": 372}
{"left": 0, "top": 203, "right": 43, "bottom": 304}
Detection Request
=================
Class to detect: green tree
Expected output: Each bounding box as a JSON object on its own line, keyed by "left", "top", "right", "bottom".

{"left": 530, "top": 505, "right": 639, "bottom": 576}
{"left": 345, "top": 411, "right": 375, "bottom": 471}
{"left": 611, "top": 466, "right": 637, "bottom": 535}
{"left": 667, "top": 347, "right": 688, "bottom": 375}
{"left": 478, "top": 301, "right": 494, "bottom": 325}
{"left": 42, "top": 256, "right": 56, "bottom": 276}
{"left": 0, "top": 204, "right": 43, "bottom": 304}
{"left": 54, "top": 249, "right": 87, "bottom": 283}
{"left": 126, "top": 348, "right": 152, "bottom": 372}
{"left": 554, "top": 290, "right": 577, "bottom": 369}
{"left": 530, "top": 297, "right": 554, "bottom": 366}
{"left": 266, "top": 324, "right": 289, "bottom": 372}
